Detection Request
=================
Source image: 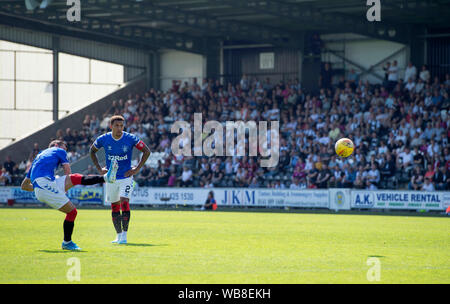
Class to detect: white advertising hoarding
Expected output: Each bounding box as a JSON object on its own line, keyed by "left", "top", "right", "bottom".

{"left": 329, "top": 188, "right": 351, "bottom": 211}
{"left": 126, "top": 187, "right": 329, "bottom": 208}
{"left": 1, "top": 186, "right": 447, "bottom": 211}
{"left": 351, "top": 190, "right": 450, "bottom": 210}
{"left": 0, "top": 187, "right": 11, "bottom": 203}
{"left": 256, "top": 189, "right": 329, "bottom": 208}
{"left": 1, "top": 186, "right": 103, "bottom": 205}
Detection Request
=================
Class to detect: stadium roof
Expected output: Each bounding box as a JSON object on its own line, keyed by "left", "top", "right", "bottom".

{"left": 1, "top": 0, "right": 450, "bottom": 54}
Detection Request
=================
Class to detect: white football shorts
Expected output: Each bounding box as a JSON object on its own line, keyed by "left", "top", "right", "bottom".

{"left": 33, "top": 176, "right": 70, "bottom": 209}
{"left": 105, "top": 177, "right": 133, "bottom": 203}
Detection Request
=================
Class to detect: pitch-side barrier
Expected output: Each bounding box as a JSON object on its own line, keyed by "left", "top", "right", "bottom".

{"left": 1, "top": 186, "right": 449, "bottom": 211}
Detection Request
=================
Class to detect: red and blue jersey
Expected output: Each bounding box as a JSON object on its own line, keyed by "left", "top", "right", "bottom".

{"left": 26, "top": 147, "right": 69, "bottom": 183}
{"left": 93, "top": 132, "right": 144, "bottom": 180}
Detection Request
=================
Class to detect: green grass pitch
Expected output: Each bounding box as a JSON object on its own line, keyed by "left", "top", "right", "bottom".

{"left": 0, "top": 208, "right": 448, "bottom": 283}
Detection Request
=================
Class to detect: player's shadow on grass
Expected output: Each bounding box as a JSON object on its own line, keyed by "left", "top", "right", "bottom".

{"left": 368, "top": 255, "right": 385, "bottom": 258}
{"left": 38, "top": 250, "right": 88, "bottom": 253}
{"left": 120, "top": 243, "right": 167, "bottom": 247}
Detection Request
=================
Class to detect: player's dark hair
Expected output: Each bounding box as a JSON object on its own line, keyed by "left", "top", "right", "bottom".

{"left": 48, "top": 140, "right": 67, "bottom": 149}
{"left": 110, "top": 115, "right": 125, "bottom": 125}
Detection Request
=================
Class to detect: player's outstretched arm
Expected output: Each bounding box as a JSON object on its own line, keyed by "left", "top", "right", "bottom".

{"left": 124, "top": 142, "right": 151, "bottom": 177}
{"left": 62, "top": 163, "right": 72, "bottom": 176}
{"left": 21, "top": 178, "right": 33, "bottom": 192}
{"left": 140, "top": 143, "right": 151, "bottom": 163}
{"left": 90, "top": 144, "right": 107, "bottom": 174}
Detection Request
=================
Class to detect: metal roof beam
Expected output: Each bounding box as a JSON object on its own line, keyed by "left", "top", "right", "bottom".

{"left": 215, "top": 0, "right": 411, "bottom": 44}
{"left": 0, "top": 1, "right": 206, "bottom": 54}
{"left": 382, "top": 0, "right": 450, "bottom": 22}
{"left": 83, "top": 0, "right": 303, "bottom": 48}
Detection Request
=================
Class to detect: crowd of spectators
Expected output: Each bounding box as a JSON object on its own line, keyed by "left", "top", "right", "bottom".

{"left": 2, "top": 61, "right": 450, "bottom": 191}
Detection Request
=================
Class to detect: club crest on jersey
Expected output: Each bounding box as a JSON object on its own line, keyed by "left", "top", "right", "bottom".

{"left": 108, "top": 146, "right": 112, "bottom": 150}
{"left": 122, "top": 145, "right": 128, "bottom": 153}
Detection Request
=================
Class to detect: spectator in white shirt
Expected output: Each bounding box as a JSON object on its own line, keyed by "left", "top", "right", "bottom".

{"left": 421, "top": 177, "right": 435, "bottom": 191}
{"left": 395, "top": 130, "right": 407, "bottom": 146}
{"left": 0, "top": 168, "right": 11, "bottom": 186}
{"left": 404, "top": 62, "right": 417, "bottom": 82}
{"left": 405, "top": 78, "right": 416, "bottom": 92}
{"left": 378, "top": 141, "right": 388, "bottom": 155}
{"left": 410, "top": 132, "right": 423, "bottom": 148}
{"left": 419, "top": 65, "right": 431, "bottom": 83}
{"left": 240, "top": 74, "right": 249, "bottom": 91}
{"left": 201, "top": 78, "right": 208, "bottom": 91}
{"left": 179, "top": 166, "right": 193, "bottom": 187}
{"left": 290, "top": 178, "right": 301, "bottom": 190}
{"left": 367, "top": 163, "right": 381, "bottom": 185}
{"left": 414, "top": 78, "right": 425, "bottom": 93}
{"left": 388, "top": 60, "right": 399, "bottom": 91}
{"left": 318, "top": 133, "right": 330, "bottom": 145}
{"left": 385, "top": 94, "right": 395, "bottom": 108}
{"left": 398, "top": 147, "right": 414, "bottom": 170}
{"left": 427, "top": 139, "right": 440, "bottom": 157}
{"left": 424, "top": 91, "right": 433, "bottom": 108}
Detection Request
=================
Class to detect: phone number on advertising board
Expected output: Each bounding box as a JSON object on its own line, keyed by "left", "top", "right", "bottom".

{"left": 153, "top": 192, "right": 194, "bottom": 201}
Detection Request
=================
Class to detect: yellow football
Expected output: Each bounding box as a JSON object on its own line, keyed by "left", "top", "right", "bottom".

{"left": 335, "top": 138, "right": 354, "bottom": 158}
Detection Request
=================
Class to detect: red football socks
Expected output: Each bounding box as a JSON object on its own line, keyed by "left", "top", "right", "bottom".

{"left": 65, "top": 208, "right": 77, "bottom": 222}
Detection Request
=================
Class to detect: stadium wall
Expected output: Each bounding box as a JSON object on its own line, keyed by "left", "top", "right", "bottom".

{"left": 321, "top": 33, "right": 408, "bottom": 84}
{"left": 0, "top": 76, "right": 147, "bottom": 164}
{"left": 160, "top": 49, "right": 204, "bottom": 91}
{"left": 222, "top": 46, "right": 302, "bottom": 85}
{"left": 427, "top": 35, "right": 450, "bottom": 80}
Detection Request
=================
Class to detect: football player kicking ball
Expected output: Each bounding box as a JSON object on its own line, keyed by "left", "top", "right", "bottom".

{"left": 90, "top": 115, "right": 150, "bottom": 244}
{"left": 20, "top": 140, "right": 118, "bottom": 251}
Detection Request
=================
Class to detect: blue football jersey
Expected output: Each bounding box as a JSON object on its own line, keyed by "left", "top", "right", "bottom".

{"left": 27, "top": 147, "right": 69, "bottom": 183}
{"left": 93, "top": 132, "right": 140, "bottom": 180}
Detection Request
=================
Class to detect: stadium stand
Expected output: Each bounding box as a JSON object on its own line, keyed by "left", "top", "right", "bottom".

{"left": 2, "top": 64, "right": 449, "bottom": 191}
